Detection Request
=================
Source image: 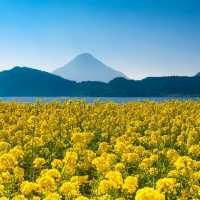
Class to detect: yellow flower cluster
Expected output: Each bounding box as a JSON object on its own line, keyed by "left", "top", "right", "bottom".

{"left": 0, "top": 100, "right": 199, "bottom": 199}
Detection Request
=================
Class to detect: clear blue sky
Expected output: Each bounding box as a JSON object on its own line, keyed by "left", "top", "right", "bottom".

{"left": 0, "top": 0, "right": 199, "bottom": 79}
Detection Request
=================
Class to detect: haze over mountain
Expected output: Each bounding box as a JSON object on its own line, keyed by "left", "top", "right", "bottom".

{"left": 1, "top": 66, "right": 200, "bottom": 97}
{"left": 53, "top": 53, "right": 127, "bottom": 82}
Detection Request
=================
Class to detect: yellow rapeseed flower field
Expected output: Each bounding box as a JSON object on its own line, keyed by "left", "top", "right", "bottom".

{"left": 0, "top": 100, "right": 199, "bottom": 200}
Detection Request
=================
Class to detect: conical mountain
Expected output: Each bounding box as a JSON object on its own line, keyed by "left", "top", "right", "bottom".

{"left": 53, "top": 53, "right": 127, "bottom": 82}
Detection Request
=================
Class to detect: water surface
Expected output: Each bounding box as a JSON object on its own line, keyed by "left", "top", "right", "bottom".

{"left": 1, "top": 97, "right": 200, "bottom": 103}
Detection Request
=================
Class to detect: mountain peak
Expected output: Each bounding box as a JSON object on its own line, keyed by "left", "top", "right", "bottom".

{"left": 53, "top": 53, "right": 127, "bottom": 82}
{"left": 72, "top": 53, "right": 98, "bottom": 64}
{"left": 11, "top": 66, "right": 22, "bottom": 70}
{"left": 76, "top": 53, "right": 94, "bottom": 58}
{"left": 11, "top": 66, "right": 34, "bottom": 72}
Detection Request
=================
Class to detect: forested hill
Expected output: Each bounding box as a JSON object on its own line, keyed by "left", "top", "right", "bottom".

{"left": 1, "top": 67, "right": 200, "bottom": 97}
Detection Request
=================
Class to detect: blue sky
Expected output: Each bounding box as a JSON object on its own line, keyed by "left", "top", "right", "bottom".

{"left": 0, "top": 0, "right": 199, "bottom": 79}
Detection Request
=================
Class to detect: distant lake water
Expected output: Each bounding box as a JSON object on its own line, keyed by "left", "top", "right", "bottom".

{"left": 1, "top": 97, "right": 200, "bottom": 103}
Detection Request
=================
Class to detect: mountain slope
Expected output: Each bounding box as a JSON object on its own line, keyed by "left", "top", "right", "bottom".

{"left": 53, "top": 53, "right": 127, "bottom": 82}
{"left": 0, "top": 67, "right": 79, "bottom": 96}
{"left": 78, "top": 76, "right": 200, "bottom": 97}
{"left": 1, "top": 67, "right": 200, "bottom": 97}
